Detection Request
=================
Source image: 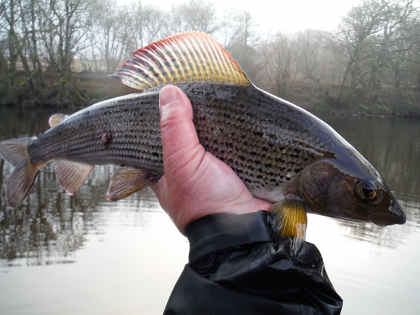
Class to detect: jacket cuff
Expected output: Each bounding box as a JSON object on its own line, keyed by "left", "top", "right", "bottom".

{"left": 184, "top": 211, "right": 274, "bottom": 263}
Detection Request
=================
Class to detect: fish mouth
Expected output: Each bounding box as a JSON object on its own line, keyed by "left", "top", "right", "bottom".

{"left": 371, "top": 200, "right": 406, "bottom": 226}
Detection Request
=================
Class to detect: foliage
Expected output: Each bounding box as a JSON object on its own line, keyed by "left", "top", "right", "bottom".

{"left": 0, "top": 0, "right": 419, "bottom": 114}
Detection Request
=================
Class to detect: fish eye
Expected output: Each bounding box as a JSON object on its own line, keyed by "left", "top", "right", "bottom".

{"left": 355, "top": 181, "right": 380, "bottom": 203}
{"left": 363, "top": 187, "right": 376, "bottom": 200}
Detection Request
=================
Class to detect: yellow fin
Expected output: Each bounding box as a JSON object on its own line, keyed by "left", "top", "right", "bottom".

{"left": 271, "top": 199, "right": 307, "bottom": 240}
{"left": 55, "top": 160, "right": 93, "bottom": 195}
{"left": 115, "top": 31, "right": 250, "bottom": 91}
{"left": 48, "top": 113, "right": 68, "bottom": 128}
{"left": 106, "top": 168, "right": 150, "bottom": 201}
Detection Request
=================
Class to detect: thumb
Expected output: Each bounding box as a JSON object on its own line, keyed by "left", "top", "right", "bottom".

{"left": 159, "top": 85, "right": 202, "bottom": 174}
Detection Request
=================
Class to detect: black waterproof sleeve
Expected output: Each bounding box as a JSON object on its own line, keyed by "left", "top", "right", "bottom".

{"left": 163, "top": 211, "right": 343, "bottom": 315}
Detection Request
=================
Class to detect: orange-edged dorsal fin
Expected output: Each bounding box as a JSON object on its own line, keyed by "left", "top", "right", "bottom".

{"left": 48, "top": 113, "right": 69, "bottom": 128}
{"left": 115, "top": 31, "right": 250, "bottom": 91}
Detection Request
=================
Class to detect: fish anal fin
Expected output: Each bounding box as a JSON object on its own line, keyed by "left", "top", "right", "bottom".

{"left": 48, "top": 113, "right": 69, "bottom": 128}
{"left": 115, "top": 32, "right": 250, "bottom": 91}
{"left": 271, "top": 199, "right": 307, "bottom": 240}
{"left": 106, "top": 168, "right": 150, "bottom": 201}
{"left": 55, "top": 160, "right": 93, "bottom": 195}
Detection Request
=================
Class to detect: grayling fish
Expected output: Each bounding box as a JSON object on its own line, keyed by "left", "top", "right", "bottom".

{"left": 0, "top": 32, "right": 405, "bottom": 239}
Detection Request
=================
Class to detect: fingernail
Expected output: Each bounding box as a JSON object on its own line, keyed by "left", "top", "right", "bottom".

{"left": 160, "top": 85, "right": 178, "bottom": 107}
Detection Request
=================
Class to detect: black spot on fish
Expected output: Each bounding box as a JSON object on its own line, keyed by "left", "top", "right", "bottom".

{"left": 102, "top": 133, "right": 112, "bottom": 145}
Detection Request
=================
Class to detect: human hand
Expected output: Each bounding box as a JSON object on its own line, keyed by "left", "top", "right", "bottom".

{"left": 152, "top": 85, "right": 271, "bottom": 232}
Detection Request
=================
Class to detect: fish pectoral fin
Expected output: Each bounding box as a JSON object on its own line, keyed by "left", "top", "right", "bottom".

{"left": 48, "top": 113, "right": 69, "bottom": 128}
{"left": 271, "top": 199, "right": 307, "bottom": 240}
{"left": 106, "top": 168, "right": 151, "bottom": 201}
{"left": 55, "top": 160, "right": 93, "bottom": 195}
{"left": 115, "top": 32, "right": 250, "bottom": 91}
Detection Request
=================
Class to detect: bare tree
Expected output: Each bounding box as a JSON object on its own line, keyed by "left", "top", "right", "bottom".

{"left": 40, "top": 0, "right": 91, "bottom": 76}
{"left": 125, "top": 2, "right": 166, "bottom": 53}
{"left": 224, "top": 11, "right": 259, "bottom": 81}
{"left": 167, "top": 0, "right": 220, "bottom": 34}
{"left": 85, "top": 0, "right": 130, "bottom": 72}
{"left": 337, "top": 0, "right": 419, "bottom": 105}
{"left": 259, "top": 33, "right": 294, "bottom": 97}
{"left": 0, "top": 0, "right": 418, "bottom": 112}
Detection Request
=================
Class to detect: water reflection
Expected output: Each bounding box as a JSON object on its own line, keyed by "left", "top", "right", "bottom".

{"left": 327, "top": 117, "right": 420, "bottom": 196}
{"left": 1, "top": 111, "right": 420, "bottom": 265}
{"left": 321, "top": 196, "right": 420, "bottom": 249}
{"left": 0, "top": 160, "right": 158, "bottom": 266}
{"left": 324, "top": 117, "right": 420, "bottom": 248}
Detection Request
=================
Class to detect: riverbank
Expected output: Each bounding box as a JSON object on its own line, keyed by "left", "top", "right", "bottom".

{"left": 280, "top": 81, "right": 420, "bottom": 119}
{"left": 1, "top": 72, "right": 420, "bottom": 119}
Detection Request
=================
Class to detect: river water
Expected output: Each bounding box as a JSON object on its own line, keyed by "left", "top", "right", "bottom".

{"left": 0, "top": 108, "right": 419, "bottom": 315}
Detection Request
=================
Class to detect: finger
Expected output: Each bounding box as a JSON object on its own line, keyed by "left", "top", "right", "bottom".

{"left": 151, "top": 176, "right": 169, "bottom": 209}
{"left": 159, "top": 85, "right": 201, "bottom": 167}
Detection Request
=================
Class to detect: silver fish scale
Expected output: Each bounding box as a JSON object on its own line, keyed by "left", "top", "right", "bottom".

{"left": 28, "top": 83, "right": 331, "bottom": 196}
{"left": 189, "top": 84, "right": 328, "bottom": 192}
{"left": 29, "top": 94, "right": 163, "bottom": 175}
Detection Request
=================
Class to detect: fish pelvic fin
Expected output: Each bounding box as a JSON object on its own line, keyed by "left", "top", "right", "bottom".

{"left": 271, "top": 199, "right": 307, "bottom": 240}
{"left": 106, "top": 168, "right": 151, "bottom": 201}
{"left": 115, "top": 31, "right": 250, "bottom": 91}
{"left": 0, "top": 137, "right": 39, "bottom": 208}
{"left": 55, "top": 160, "right": 93, "bottom": 195}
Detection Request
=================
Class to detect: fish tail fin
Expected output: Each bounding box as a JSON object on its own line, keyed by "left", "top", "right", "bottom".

{"left": 0, "top": 137, "right": 40, "bottom": 208}
{"left": 271, "top": 199, "right": 307, "bottom": 254}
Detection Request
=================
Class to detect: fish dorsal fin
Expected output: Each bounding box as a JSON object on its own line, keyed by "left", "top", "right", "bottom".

{"left": 48, "top": 113, "right": 68, "bottom": 128}
{"left": 116, "top": 31, "right": 250, "bottom": 91}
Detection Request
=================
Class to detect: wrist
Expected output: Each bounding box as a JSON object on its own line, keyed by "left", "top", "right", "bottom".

{"left": 173, "top": 198, "right": 272, "bottom": 233}
{"left": 184, "top": 211, "right": 273, "bottom": 262}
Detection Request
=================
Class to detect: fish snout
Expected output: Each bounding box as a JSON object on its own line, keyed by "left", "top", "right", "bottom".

{"left": 372, "top": 198, "right": 406, "bottom": 226}
{"left": 388, "top": 199, "right": 406, "bottom": 224}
